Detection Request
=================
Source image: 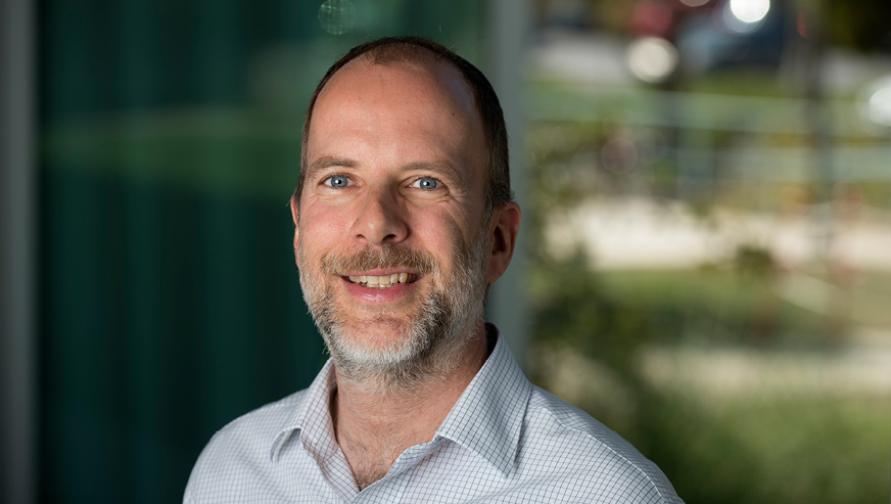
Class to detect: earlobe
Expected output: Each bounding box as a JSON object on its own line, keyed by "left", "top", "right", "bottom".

{"left": 486, "top": 202, "right": 521, "bottom": 283}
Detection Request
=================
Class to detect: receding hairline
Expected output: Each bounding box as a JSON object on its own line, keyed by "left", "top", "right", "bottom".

{"left": 358, "top": 40, "right": 454, "bottom": 66}
{"left": 296, "top": 37, "right": 512, "bottom": 210}
{"left": 314, "top": 46, "right": 482, "bottom": 121}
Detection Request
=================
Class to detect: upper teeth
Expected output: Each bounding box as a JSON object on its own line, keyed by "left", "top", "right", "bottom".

{"left": 348, "top": 273, "right": 411, "bottom": 288}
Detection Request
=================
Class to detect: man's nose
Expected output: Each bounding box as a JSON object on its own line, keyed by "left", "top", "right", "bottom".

{"left": 350, "top": 187, "right": 409, "bottom": 245}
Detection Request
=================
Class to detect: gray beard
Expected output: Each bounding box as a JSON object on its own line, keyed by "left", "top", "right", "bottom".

{"left": 298, "top": 232, "right": 488, "bottom": 389}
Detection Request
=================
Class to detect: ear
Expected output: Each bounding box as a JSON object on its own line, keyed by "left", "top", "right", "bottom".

{"left": 485, "top": 202, "right": 521, "bottom": 284}
{"left": 289, "top": 194, "right": 301, "bottom": 266}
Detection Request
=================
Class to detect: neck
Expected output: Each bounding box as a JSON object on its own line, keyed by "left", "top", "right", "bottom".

{"left": 330, "top": 323, "right": 491, "bottom": 488}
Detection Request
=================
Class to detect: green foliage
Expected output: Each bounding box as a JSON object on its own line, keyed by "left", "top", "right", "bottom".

{"left": 532, "top": 256, "right": 832, "bottom": 357}
{"left": 639, "top": 392, "right": 891, "bottom": 504}
{"left": 529, "top": 257, "right": 887, "bottom": 503}
{"left": 733, "top": 244, "right": 778, "bottom": 279}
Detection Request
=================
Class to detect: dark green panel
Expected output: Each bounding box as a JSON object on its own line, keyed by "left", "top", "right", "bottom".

{"left": 40, "top": 167, "right": 324, "bottom": 502}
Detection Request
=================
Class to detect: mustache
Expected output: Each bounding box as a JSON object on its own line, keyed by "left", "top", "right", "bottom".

{"left": 321, "top": 246, "right": 437, "bottom": 275}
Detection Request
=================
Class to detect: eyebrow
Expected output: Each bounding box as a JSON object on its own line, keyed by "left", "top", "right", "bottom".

{"left": 305, "top": 157, "right": 461, "bottom": 182}
{"left": 304, "top": 156, "right": 357, "bottom": 182}
{"left": 306, "top": 156, "right": 358, "bottom": 175}
{"left": 401, "top": 161, "right": 461, "bottom": 181}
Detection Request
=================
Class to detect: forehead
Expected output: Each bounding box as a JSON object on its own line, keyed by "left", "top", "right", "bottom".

{"left": 306, "top": 56, "right": 487, "bottom": 164}
{"left": 316, "top": 54, "right": 478, "bottom": 123}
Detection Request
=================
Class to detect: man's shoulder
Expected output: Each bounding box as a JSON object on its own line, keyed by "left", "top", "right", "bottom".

{"left": 207, "top": 388, "right": 307, "bottom": 451}
{"left": 521, "top": 386, "right": 683, "bottom": 504}
{"left": 184, "top": 389, "right": 309, "bottom": 502}
{"left": 526, "top": 386, "right": 643, "bottom": 456}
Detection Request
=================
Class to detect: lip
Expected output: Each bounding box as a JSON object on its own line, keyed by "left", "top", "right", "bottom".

{"left": 341, "top": 275, "right": 418, "bottom": 303}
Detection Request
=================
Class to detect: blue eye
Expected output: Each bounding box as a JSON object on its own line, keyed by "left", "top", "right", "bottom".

{"left": 324, "top": 175, "right": 350, "bottom": 188}
{"left": 413, "top": 177, "right": 440, "bottom": 190}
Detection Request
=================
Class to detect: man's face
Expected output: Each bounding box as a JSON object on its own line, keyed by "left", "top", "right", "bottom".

{"left": 291, "top": 57, "right": 511, "bottom": 381}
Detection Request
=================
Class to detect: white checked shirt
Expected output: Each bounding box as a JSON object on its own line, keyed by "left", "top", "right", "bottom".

{"left": 185, "top": 328, "right": 683, "bottom": 503}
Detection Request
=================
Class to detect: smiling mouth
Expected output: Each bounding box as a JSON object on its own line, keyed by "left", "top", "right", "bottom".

{"left": 345, "top": 273, "right": 418, "bottom": 289}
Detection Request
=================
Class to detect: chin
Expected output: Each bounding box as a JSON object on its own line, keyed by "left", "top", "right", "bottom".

{"left": 340, "top": 317, "right": 416, "bottom": 354}
{"left": 323, "top": 313, "right": 451, "bottom": 384}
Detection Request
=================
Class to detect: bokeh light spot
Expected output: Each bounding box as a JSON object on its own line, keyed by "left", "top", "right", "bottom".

{"left": 627, "top": 37, "right": 679, "bottom": 84}
{"left": 862, "top": 76, "right": 891, "bottom": 127}
{"left": 729, "top": 0, "right": 771, "bottom": 24}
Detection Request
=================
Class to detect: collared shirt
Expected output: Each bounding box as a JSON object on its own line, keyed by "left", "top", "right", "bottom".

{"left": 184, "top": 329, "right": 683, "bottom": 503}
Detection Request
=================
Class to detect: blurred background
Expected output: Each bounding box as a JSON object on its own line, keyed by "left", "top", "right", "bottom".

{"left": 2, "top": 0, "right": 890, "bottom": 502}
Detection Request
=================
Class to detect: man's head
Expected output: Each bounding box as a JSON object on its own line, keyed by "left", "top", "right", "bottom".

{"left": 289, "top": 37, "right": 520, "bottom": 386}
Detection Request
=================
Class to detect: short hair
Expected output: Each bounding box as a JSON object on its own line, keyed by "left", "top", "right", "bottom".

{"left": 294, "top": 36, "right": 512, "bottom": 214}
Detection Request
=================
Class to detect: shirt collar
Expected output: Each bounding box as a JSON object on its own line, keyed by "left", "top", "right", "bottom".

{"left": 270, "top": 359, "right": 338, "bottom": 463}
{"left": 435, "top": 325, "right": 533, "bottom": 476}
{"left": 270, "top": 325, "right": 533, "bottom": 476}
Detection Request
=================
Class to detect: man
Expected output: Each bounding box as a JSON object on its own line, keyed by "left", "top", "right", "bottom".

{"left": 185, "top": 36, "right": 682, "bottom": 503}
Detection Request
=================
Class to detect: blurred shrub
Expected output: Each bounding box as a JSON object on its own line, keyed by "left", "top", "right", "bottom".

{"left": 528, "top": 252, "right": 889, "bottom": 503}
{"left": 733, "top": 244, "right": 778, "bottom": 279}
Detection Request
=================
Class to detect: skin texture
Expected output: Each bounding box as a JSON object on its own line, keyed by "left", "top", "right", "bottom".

{"left": 289, "top": 55, "right": 520, "bottom": 489}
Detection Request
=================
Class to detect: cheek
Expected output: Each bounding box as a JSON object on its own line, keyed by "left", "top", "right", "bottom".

{"left": 417, "top": 214, "right": 478, "bottom": 268}
{"left": 301, "top": 204, "right": 351, "bottom": 248}
{"left": 296, "top": 228, "right": 330, "bottom": 275}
